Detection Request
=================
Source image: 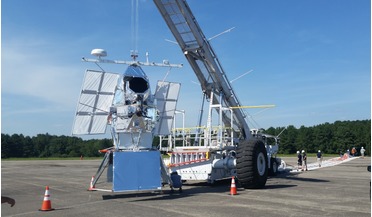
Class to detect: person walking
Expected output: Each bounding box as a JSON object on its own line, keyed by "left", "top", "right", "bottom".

{"left": 302, "top": 150, "right": 308, "bottom": 171}
{"left": 360, "top": 147, "right": 366, "bottom": 158}
{"left": 317, "top": 150, "right": 322, "bottom": 167}
{"left": 351, "top": 147, "right": 357, "bottom": 157}
{"left": 297, "top": 151, "right": 302, "bottom": 171}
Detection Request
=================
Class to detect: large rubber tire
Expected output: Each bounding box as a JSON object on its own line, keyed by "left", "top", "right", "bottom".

{"left": 236, "top": 140, "right": 268, "bottom": 189}
{"left": 269, "top": 158, "right": 278, "bottom": 176}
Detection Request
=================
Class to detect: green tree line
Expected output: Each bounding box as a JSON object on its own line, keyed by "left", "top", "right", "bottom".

{"left": 264, "top": 120, "right": 370, "bottom": 155}
{"left": 1, "top": 120, "right": 370, "bottom": 158}
{"left": 1, "top": 133, "right": 112, "bottom": 158}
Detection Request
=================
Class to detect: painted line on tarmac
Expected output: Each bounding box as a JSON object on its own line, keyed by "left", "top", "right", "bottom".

{"left": 288, "top": 156, "right": 359, "bottom": 173}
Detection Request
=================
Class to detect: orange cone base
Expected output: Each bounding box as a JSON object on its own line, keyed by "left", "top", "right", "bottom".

{"left": 230, "top": 177, "right": 238, "bottom": 195}
{"left": 39, "top": 201, "right": 54, "bottom": 211}
{"left": 39, "top": 208, "right": 55, "bottom": 212}
{"left": 39, "top": 186, "right": 54, "bottom": 211}
{"left": 230, "top": 189, "right": 238, "bottom": 195}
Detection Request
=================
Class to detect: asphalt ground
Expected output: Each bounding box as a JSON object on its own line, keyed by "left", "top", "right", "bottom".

{"left": 1, "top": 157, "right": 371, "bottom": 217}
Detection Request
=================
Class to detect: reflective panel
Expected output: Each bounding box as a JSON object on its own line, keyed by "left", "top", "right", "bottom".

{"left": 154, "top": 81, "right": 181, "bottom": 135}
{"left": 72, "top": 70, "right": 119, "bottom": 135}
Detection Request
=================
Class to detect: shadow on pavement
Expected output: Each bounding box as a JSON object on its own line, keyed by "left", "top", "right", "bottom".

{"left": 264, "top": 184, "right": 297, "bottom": 189}
{"left": 102, "top": 179, "right": 233, "bottom": 201}
{"left": 274, "top": 170, "right": 330, "bottom": 183}
{"left": 101, "top": 170, "right": 330, "bottom": 201}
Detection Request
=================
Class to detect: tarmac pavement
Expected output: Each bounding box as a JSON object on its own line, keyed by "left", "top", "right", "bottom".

{"left": 1, "top": 157, "right": 371, "bottom": 217}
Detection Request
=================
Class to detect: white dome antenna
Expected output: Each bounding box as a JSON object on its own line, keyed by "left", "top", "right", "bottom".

{"left": 91, "top": 49, "right": 107, "bottom": 58}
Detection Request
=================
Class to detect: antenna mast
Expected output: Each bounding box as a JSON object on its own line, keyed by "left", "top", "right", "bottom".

{"left": 131, "top": 0, "right": 139, "bottom": 60}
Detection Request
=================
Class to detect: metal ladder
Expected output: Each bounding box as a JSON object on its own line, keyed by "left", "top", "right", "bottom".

{"left": 153, "top": 0, "right": 251, "bottom": 139}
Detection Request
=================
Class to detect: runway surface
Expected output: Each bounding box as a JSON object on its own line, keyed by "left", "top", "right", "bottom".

{"left": 2, "top": 157, "right": 371, "bottom": 217}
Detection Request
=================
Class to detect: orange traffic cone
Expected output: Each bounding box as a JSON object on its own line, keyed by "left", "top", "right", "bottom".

{"left": 88, "top": 176, "right": 96, "bottom": 191}
{"left": 230, "top": 176, "right": 237, "bottom": 195}
{"left": 39, "top": 186, "right": 54, "bottom": 211}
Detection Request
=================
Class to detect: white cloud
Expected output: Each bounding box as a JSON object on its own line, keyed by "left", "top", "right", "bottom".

{"left": 2, "top": 38, "right": 84, "bottom": 110}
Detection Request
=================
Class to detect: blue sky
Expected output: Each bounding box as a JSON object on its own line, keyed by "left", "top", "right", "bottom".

{"left": 2, "top": 0, "right": 371, "bottom": 137}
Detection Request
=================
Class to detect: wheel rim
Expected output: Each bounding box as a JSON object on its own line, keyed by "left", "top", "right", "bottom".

{"left": 273, "top": 161, "right": 277, "bottom": 173}
{"left": 257, "top": 153, "right": 266, "bottom": 176}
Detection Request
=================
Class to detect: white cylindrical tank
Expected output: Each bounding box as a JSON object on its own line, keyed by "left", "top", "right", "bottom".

{"left": 212, "top": 157, "right": 236, "bottom": 169}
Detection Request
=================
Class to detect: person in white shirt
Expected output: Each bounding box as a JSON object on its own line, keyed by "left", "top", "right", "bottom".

{"left": 360, "top": 147, "right": 366, "bottom": 158}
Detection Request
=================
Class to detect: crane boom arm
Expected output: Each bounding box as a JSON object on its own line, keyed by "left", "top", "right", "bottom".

{"left": 153, "top": 0, "right": 251, "bottom": 139}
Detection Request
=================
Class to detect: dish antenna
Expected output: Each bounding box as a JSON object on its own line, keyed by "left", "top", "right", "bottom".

{"left": 91, "top": 49, "right": 107, "bottom": 59}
